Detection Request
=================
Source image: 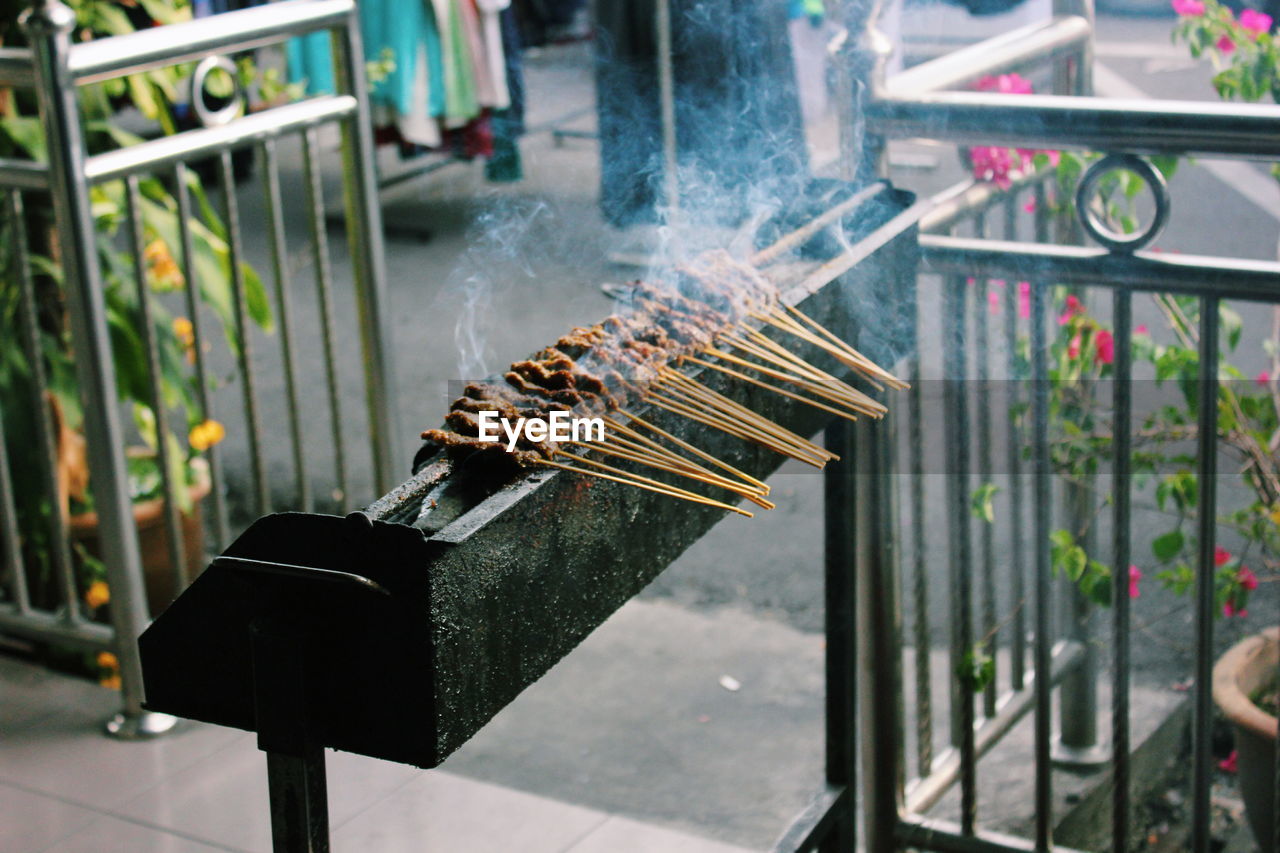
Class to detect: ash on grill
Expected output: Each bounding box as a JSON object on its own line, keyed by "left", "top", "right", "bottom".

{"left": 417, "top": 249, "right": 906, "bottom": 520}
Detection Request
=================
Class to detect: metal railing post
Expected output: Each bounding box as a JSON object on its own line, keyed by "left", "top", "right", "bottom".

{"left": 331, "top": 7, "right": 401, "bottom": 494}
{"left": 21, "top": 0, "right": 175, "bottom": 738}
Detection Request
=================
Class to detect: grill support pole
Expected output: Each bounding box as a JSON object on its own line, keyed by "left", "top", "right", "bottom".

{"left": 252, "top": 621, "right": 330, "bottom": 853}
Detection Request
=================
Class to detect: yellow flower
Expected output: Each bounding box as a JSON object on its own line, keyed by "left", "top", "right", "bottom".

{"left": 84, "top": 580, "right": 110, "bottom": 610}
{"left": 188, "top": 419, "right": 226, "bottom": 452}
{"left": 173, "top": 317, "right": 196, "bottom": 364}
{"left": 99, "top": 674, "right": 122, "bottom": 691}
{"left": 144, "top": 239, "right": 184, "bottom": 290}
{"left": 97, "top": 651, "right": 119, "bottom": 670}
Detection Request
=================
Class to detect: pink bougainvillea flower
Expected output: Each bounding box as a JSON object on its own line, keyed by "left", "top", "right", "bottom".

{"left": 1238, "top": 566, "right": 1259, "bottom": 591}
{"left": 1240, "top": 9, "right": 1273, "bottom": 35}
{"left": 1067, "top": 333, "right": 1082, "bottom": 360}
{"left": 988, "top": 289, "right": 1001, "bottom": 315}
{"left": 1128, "top": 565, "right": 1142, "bottom": 599}
{"left": 1217, "top": 34, "right": 1236, "bottom": 53}
{"left": 1018, "top": 282, "right": 1031, "bottom": 319}
{"left": 1095, "top": 329, "right": 1115, "bottom": 365}
{"left": 1171, "top": 0, "right": 1205, "bottom": 14}
{"left": 977, "top": 73, "right": 1034, "bottom": 95}
{"left": 1223, "top": 600, "right": 1247, "bottom": 618}
{"left": 1256, "top": 370, "right": 1271, "bottom": 387}
{"left": 1215, "top": 546, "right": 1232, "bottom": 567}
{"left": 1024, "top": 198, "right": 1037, "bottom": 214}
{"left": 1135, "top": 324, "right": 1149, "bottom": 335}
{"left": 1218, "top": 750, "right": 1238, "bottom": 773}
{"left": 970, "top": 145, "right": 1015, "bottom": 190}
{"left": 1058, "top": 294, "right": 1083, "bottom": 325}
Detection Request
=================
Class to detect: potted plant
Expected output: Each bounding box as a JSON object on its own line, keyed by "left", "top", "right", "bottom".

{"left": 0, "top": 0, "right": 276, "bottom": 662}
{"left": 1213, "top": 627, "right": 1278, "bottom": 853}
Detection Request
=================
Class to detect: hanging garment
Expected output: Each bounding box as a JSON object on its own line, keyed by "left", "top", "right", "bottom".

{"left": 477, "top": 0, "right": 514, "bottom": 108}
{"left": 593, "top": 0, "right": 810, "bottom": 227}
{"left": 486, "top": 5, "right": 525, "bottom": 181}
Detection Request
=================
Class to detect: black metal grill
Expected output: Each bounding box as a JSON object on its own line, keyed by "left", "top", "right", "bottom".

{"left": 137, "top": 184, "right": 922, "bottom": 851}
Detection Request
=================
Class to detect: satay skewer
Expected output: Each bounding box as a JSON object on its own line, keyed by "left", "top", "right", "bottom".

{"left": 680, "top": 356, "right": 863, "bottom": 423}
{"left": 603, "top": 419, "right": 768, "bottom": 494}
{"left": 779, "top": 304, "right": 908, "bottom": 389}
{"left": 644, "top": 393, "right": 827, "bottom": 467}
{"left": 718, "top": 333, "right": 888, "bottom": 415}
{"left": 611, "top": 412, "right": 770, "bottom": 494}
{"left": 694, "top": 348, "right": 883, "bottom": 417}
{"left": 597, "top": 432, "right": 768, "bottom": 498}
{"left": 570, "top": 438, "right": 773, "bottom": 508}
{"left": 549, "top": 451, "right": 756, "bottom": 517}
{"left": 535, "top": 458, "right": 753, "bottom": 517}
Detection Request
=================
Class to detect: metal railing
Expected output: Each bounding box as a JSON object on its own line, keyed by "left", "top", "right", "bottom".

{"left": 822, "top": 1, "right": 1280, "bottom": 851}
{"left": 0, "top": 0, "right": 398, "bottom": 737}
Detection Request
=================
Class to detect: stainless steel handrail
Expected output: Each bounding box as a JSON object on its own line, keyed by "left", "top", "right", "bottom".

{"left": 84, "top": 95, "right": 357, "bottom": 183}
{"left": 0, "top": 47, "right": 36, "bottom": 87}
{"left": 870, "top": 91, "right": 1280, "bottom": 159}
{"left": 0, "top": 159, "right": 50, "bottom": 191}
{"left": 885, "top": 16, "right": 1092, "bottom": 97}
{"left": 68, "top": 0, "right": 353, "bottom": 84}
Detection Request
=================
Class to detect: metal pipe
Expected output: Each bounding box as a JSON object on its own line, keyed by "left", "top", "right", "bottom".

{"left": 1111, "top": 289, "right": 1133, "bottom": 853}
{"left": 823, "top": 420, "right": 858, "bottom": 851}
{"left": 173, "top": 163, "right": 229, "bottom": 549}
{"left": 898, "top": 815, "right": 1090, "bottom": 853}
{"left": 301, "top": 129, "right": 349, "bottom": 514}
{"left": 906, "top": 641, "right": 1085, "bottom": 815}
{"left": 0, "top": 159, "right": 50, "bottom": 191}
{"left": 0, "top": 398, "right": 31, "bottom": 614}
{"left": 7, "top": 189, "right": 79, "bottom": 620}
{"left": 259, "top": 139, "right": 311, "bottom": 513}
{"left": 0, "top": 47, "right": 36, "bottom": 87}
{"left": 0, "top": 606, "right": 113, "bottom": 649}
{"left": 943, "top": 272, "right": 977, "bottom": 833}
{"left": 885, "top": 16, "right": 1091, "bottom": 96}
{"left": 858, "top": 408, "right": 904, "bottom": 851}
{"left": 1190, "top": 296, "right": 1220, "bottom": 853}
{"left": 22, "top": 0, "right": 161, "bottom": 735}
{"left": 1002, "top": 198, "right": 1026, "bottom": 692}
{"left": 85, "top": 96, "right": 356, "bottom": 184}
{"left": 908, "top": 349, "right": 933, "bottom": 778}
{"left": 331, "top": 8, "right": 401, "bottom": 495}
{"left": 921, "top": 236, "right": 1280, "bottom": 301}
{"left": 655, "top": 0, "right": 679, "bottom": 222}
{"left": 1031, "top": 278, "right": 1053, "bottom": 852}
{"left": 869, "top": 92, "right": 1280, "bottom": 159}
{"left": 974, "top": 217, "right": 998, "bottom": 720}
{"left": 68, "top": 0, "right": 355, "bottom": 83}
{"left": 218, "top": 150, "right": 270, "bottom": 517}
{"left": 125, "top": 176, "right": 188, "bottom": 597}
{"left": 921, "top": 171, "right": 1055, "bottom": 235}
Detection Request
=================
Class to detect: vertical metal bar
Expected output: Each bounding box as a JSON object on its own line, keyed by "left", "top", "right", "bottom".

{"left": 1110, "top": 288, "right": 1133, "bottom": 853}
{"left": 1031, "top": 279, "right": 1054, "bottom": 853}
{"left": 655, "top": 0, "right": 679, "bottom": 221}
{"left": 859, "top": 413, "right": 904, "bottom": 852}
{"left": 266, "top": 750, "right": 330, "bottom": 853}
{"left": 218, "top": 150, "right": 269, "bottom": 517}
{"left": 1190, "top": 296, "right": 1220, "bottom": 853}
{"left": 1003, "top": 255, "right": 1026, "bottom": 695}
{"left": 822, "top": 419, "right": 857, "bottom": 852}
{"left": 7, "top": 189, "right": 78, "bottom": 616}
{"left": 974, "top": 217, "right": 998, "bottom": 719}
{"left": 300, "top": 129, "right": 349, "bottom": 514}
{"left": 23, "top": 0, "right": 156, "bottom": 731}
{"left": 259, "top": 139, "right": 311, "bottom": 513}
{"left": 0, "top": 396, "right": 31, "bottom": 613}
{"left": 943, "top": 273, "right": 977, "bottom": 834}
{"left": 125, "top": 176, "right": 187, "bottom": 595}
{"left": 331, "top": 12, "right": 401, "bottom": 495}
{"left": 909, "top": 349, "right": 932, "bottom": 778}
{"left": 174, "top": 163, "right": 229, "bottom": 549}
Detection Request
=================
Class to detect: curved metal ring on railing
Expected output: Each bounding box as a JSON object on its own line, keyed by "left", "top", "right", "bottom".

{"left": 1073, "top": 152, "right": 1170, "bottom": 252}
{"left": 190, "top": 55, "right": 245, "bottom": 128}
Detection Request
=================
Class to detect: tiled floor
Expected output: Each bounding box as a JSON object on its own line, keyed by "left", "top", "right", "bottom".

{"left": 0, "top": 656, "right": 751, "bottom": 852}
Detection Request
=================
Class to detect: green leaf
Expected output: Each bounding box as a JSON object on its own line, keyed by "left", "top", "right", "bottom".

{"left": 970, "top": 482, "right": 1000, "bottom": 524}
{"left": 957, "top": 645, "right": 995, "bottom": 693}
{"left": 1152, "top": 529, "right": 1186, "bottom": 563}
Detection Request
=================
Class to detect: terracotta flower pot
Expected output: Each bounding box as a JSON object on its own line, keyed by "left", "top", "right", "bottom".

{"left": 69, "top": 459, "right": 211, "bottom": 617}
{"left": 1213, "top": 626, "right": 1279, "bottom": 853}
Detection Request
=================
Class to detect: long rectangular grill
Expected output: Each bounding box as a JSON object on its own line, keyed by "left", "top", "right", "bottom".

{"left": 137, "top": 185, "right": 922, "bottom": 829}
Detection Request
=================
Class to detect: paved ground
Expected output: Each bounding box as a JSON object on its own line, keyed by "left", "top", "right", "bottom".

{"left": 8, "top": 7, "right": 1280, "bottom": 852}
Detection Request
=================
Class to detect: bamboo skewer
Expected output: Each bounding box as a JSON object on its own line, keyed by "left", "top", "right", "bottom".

{"left": 596, "top": 432, "right": 767, "bottom": 498}
{"left": 781, "top": 304, "right": 908, "bottom": 389}
{"left": 659, "top": 370, "right": 835, "bottom": 460}
{"left": 696, "top": 348, "right": 883, "bottom": 417}
{"left": 535, "top": 457, "right": 753, "bottom": 517}
{"left": 644, "top": 393, "right": 827, "bottom": 468}
{"left": 681, "top": 356, "right": 862, "bottom": 423}
{"left": 720, "top": 332, "right": 888, "bottom": 415}
{"left": 612, "top": 412, "right": 770, "bottom": 494}
{"left": 548, "top": 451, "right": 754, "bottom": 517}
{"left": 569, "top": 438, "right": 775, "bottom": 509}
